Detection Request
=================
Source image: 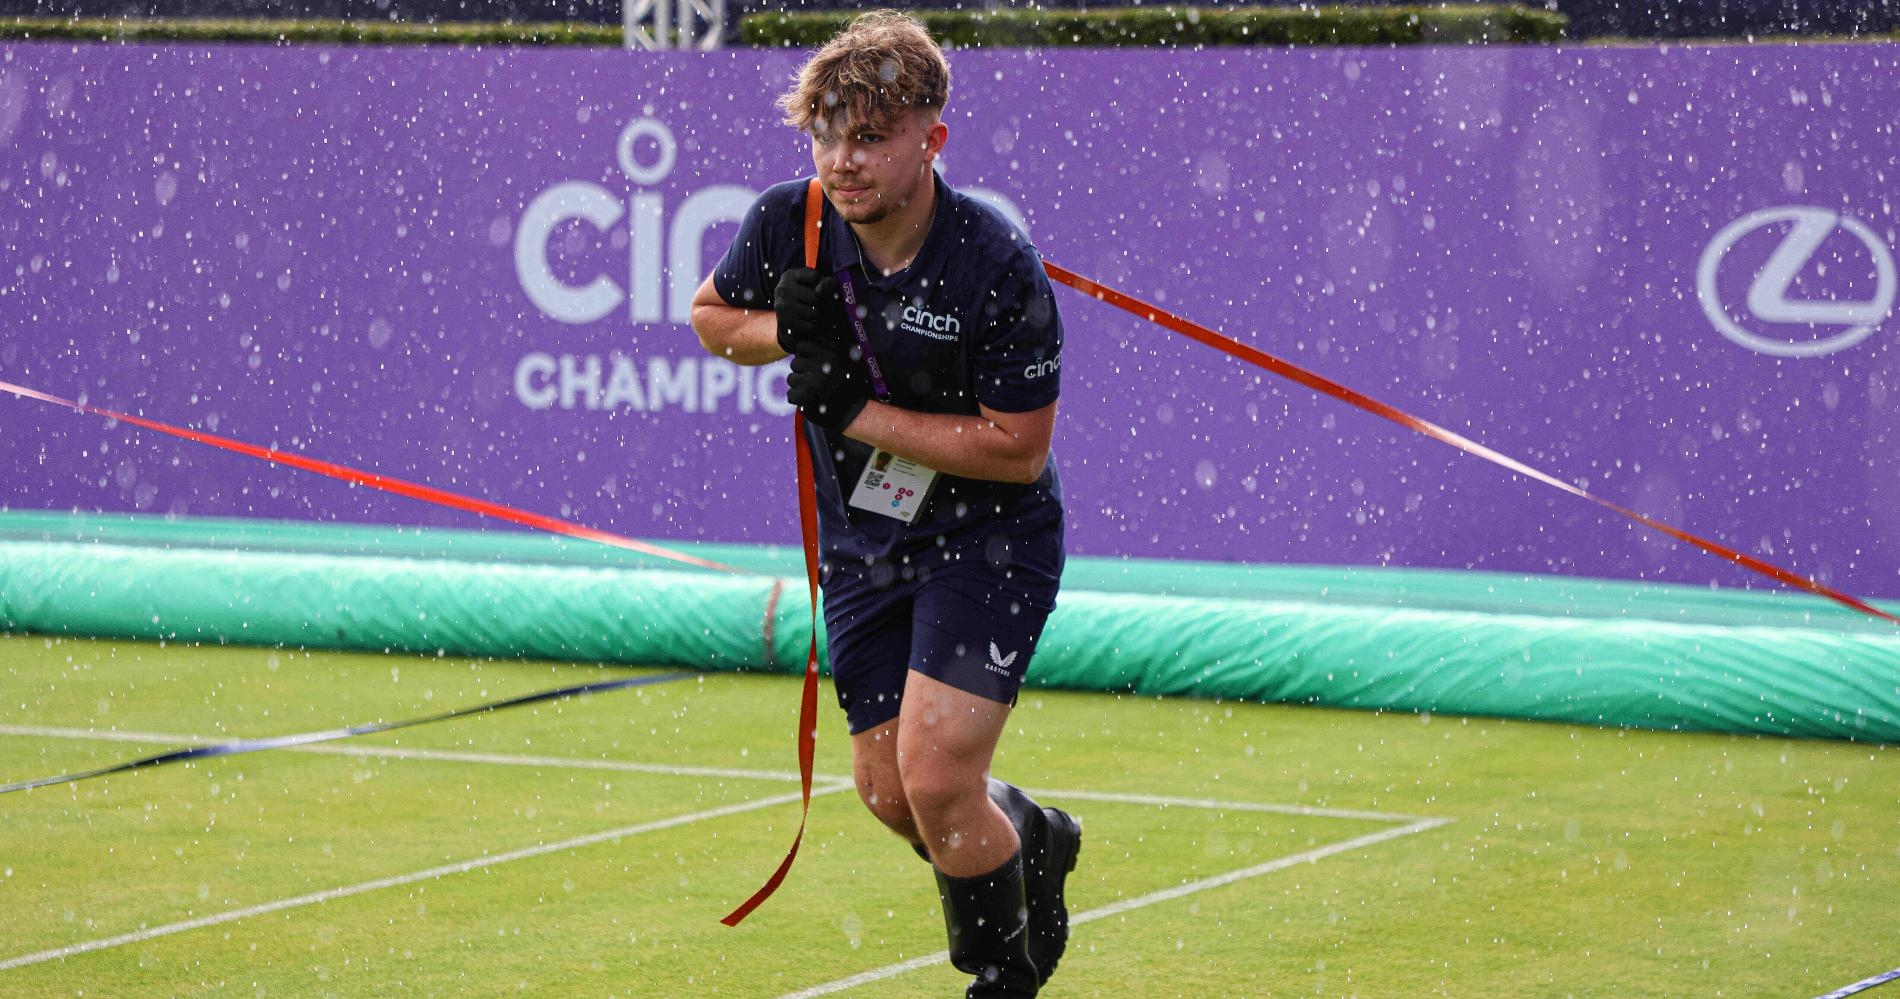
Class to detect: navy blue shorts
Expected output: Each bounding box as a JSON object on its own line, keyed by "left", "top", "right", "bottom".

{"left": 822, "top": 560, "right": 1057, "bottom": 735}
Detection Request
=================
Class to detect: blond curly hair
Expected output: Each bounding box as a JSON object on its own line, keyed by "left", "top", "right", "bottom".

{"left": 777, "top": 10, "right": 951, "bottom": 135}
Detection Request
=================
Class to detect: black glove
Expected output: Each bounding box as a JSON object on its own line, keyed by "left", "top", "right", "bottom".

{"left": 773, "top": 268, "right": 844, "bottom": 355}
{"left": 786, "top": 339, "right": 871, "bottom": 434}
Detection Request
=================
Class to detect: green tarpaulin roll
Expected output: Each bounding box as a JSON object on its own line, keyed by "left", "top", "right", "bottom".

{"left": 2, "top": 513, "right": 1896, "bottom": 742}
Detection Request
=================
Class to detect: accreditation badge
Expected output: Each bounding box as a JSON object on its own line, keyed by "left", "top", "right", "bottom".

{"left": 847, "top": 449, "right": 939, "bottom": 524}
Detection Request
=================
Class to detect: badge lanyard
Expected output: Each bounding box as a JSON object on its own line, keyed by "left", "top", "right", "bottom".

{"left": 834, "top": 257, "right": 891, "bottom": 402}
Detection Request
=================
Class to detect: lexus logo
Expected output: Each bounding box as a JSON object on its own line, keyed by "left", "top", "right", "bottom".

{"left": 1696, "top": 206, "right": 1896, "bottom": 357}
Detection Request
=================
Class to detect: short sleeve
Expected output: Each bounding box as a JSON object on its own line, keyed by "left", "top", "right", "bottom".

{"left": 970, "top": 255, "right": 1063, "bottom": 413}
{"left": 711, "top": 181, "right": 802, "bottom": 310}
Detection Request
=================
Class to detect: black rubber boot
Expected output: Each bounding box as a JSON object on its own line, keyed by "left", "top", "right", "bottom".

{"left": 988, "top": 780, "right": 1082, "bottom": 985}
{"left": 935, "top": 853, "right": 1040, "bottom": 997}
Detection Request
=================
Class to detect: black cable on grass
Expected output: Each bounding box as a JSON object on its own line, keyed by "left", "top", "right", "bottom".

{"left": 0, "top": 669, "right": 700, "bottom": 795}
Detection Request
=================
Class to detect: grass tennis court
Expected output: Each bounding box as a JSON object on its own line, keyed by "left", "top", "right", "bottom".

{"left": 1, "top": 633, "right": 1893, "bottom": 997}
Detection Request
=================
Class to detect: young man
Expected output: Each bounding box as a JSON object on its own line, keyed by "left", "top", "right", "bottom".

{"left": 689, "top": 11, "right": 1079, "bottom": 996}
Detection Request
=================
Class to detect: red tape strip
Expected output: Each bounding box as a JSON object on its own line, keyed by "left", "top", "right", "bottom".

{"left": 1040, "top": 260, "right": 1899, "bottom": 627}
{"left": 718, "top": 177, "right": 832, "bottom": 926}
{"left": 719, "top": 410, "right": 825, "bottom": 928}
{"left": 0, "top": 379, "right": 748, "bottom": 577}
{"left": 0, "top": 374, "right": 818, "bottom": 924}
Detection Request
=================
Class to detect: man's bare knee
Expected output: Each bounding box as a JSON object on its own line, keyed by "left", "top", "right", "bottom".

{"left": 898, "top": 757, "right": 986, "bottom": 826}
{"left": 856, "top": 770, "right": 915, "bottom": 831}
{"left": 851, "top": 719, "right": 919, "bottom": 839}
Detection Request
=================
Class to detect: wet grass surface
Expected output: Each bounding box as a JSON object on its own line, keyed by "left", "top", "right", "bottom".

{"left": 1, "top": 634, "right": 1893, "bottom": 997}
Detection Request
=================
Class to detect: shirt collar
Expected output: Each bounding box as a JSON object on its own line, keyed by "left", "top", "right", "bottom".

{"left": 823, "top": 171, "right": 950, "bottom": 291}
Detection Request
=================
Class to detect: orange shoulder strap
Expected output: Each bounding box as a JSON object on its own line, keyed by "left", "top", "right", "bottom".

{"left": 803, "top": 176, "right": 824, "bottom": 268}
{"left": 722, "top": 178, "right": 827, "bottom": 926}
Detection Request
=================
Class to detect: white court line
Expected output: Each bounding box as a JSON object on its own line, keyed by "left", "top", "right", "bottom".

{"left": 0, "top": 723, "right": 834, "bottom": 783}
{"left": 0, "top": 779, "right": 856, "bottom": 973}
{"left": 1072, "top": 817, "right": 1453, "bottom": 924}
{"left": 774, "top": 816, "right": 1455, "bottom": 999}
{"left": 5, "top": 727, "right": 1430, "bottom": 819}
{"left": 5, "top": 723, "right": 1451, "bottom": 986}
{"left": 1029, "top": 787, "right": 1431, "bottom": 824}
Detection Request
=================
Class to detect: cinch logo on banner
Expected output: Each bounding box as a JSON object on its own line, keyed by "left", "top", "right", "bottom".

{"left": 1697, "top": 205, "right": 1897, "bottom": 357}
{"left": 506, "top": 117, "right": 1028, "bottom": 416}
{"left": 509, "top": 116, "right": 784, "bottom": 416}
{"left": 515, "top": 117, "right": 752, "bottom": 326}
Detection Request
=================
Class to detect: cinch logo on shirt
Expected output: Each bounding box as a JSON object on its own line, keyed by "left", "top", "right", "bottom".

{"left": 901, "top": 305, "right": 961, "bottom": 341}
{"left": 1023, "top": 357, "right": 1060, "bottom": 380}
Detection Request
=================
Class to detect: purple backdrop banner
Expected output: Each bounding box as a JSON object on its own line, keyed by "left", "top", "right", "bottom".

{"left": 3, "top": 44, "right": 1897, "bottom": 597}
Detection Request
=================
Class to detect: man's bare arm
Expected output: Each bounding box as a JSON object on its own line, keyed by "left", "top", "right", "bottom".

{"left": 689, "top": 274, "right": 786, "bottom": 366}
{"left": 843, "top": 400, "right": 1056, "bottom": 485}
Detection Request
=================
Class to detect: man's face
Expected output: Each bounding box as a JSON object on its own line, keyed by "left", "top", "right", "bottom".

{"left": 810, "top": 109, "right": 947, "bottom": 227}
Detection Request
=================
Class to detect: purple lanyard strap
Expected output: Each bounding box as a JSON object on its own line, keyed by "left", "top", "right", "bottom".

{"left": 834, "top": 266, "right": 892, "bottom": 402}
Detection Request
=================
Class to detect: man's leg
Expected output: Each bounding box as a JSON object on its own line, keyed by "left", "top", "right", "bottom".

{"left": 825, "top": 569, "right": 925, "bottom": 848}
{"left": 897, "top": 671, "right": 1015, "bottom": 874}
{"left": 850, "top": 717, "right": 922, "bottom": 846}
{"left": 899, "top": 670, "right": 1038, "bottom": 996}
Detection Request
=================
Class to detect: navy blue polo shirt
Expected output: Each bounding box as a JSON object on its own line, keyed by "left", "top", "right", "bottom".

{"left": 712, "top": 172, "right": 1065, "bottom": 582}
